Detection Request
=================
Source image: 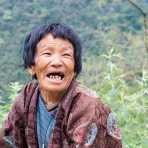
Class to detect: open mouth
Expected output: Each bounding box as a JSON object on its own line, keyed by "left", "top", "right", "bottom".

{"left": 46, "top": 72, "right": 64, "bottom": 81}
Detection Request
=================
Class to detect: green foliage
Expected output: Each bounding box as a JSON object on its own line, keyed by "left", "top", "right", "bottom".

{"left": 0, "top": 0, "right": 147, "bottom": 91}
{"left": 80, "top": 48, "right": 148, "bottom": 148}
{"left": 0, "top": 82, "right": 22, "bottom": 125}
{"left": 6, "top": 82, "right": 23, "bottom": 100}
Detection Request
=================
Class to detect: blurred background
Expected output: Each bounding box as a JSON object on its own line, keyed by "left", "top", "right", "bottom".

{"left": 0, "top": 0, "right": 148, "bottom": 147}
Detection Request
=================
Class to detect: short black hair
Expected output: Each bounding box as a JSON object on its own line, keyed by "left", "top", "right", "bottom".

{"left": 23, "top": 23, "right": 82, "bottom": 77}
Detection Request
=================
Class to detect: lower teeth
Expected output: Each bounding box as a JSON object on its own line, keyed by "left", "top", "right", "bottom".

{"left": 49, "top": 76, "right": 62, "bottom": 80}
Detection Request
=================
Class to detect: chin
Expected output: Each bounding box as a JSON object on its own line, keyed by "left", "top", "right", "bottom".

{"left": 39, "top": 76, "right": 74, "bottom": 93}
{"left": 44, "top": 82, "right": 70, "bottom": 93}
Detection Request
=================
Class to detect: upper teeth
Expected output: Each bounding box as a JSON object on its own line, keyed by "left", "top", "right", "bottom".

{"left": 49, "top": 75, "right": 62, "bottom": 80}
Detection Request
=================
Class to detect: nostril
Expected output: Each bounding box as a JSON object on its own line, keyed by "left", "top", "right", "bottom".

{"left": 50, "top": 59, "right": 62, "bottom": 66}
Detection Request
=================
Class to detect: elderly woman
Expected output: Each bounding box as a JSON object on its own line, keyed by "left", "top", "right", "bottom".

{"left": 0, "top": 23, "right": 122, "bottom": 148}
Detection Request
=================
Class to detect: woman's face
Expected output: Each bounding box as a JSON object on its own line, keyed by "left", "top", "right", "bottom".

{"left": 30, "top": 33, "right": 75, "bottom": 93}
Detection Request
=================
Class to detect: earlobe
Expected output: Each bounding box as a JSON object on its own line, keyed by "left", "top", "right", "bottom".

{"left": 27, "top": 67, "right": 35, "bottom": 76}
{"left": 74, "top": 72, "right": 77, "bottom": 78}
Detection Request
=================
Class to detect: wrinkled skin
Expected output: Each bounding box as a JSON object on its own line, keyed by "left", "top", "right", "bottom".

{"left": 29, "top": 33, "right": 75, "bottom": 105}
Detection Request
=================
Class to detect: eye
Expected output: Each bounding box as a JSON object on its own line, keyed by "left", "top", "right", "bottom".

{"left": 63, "top": 53, "right": 70, "bottom": 56}
{"left": 63, "top": 53, "right": 72, "bottom": 57}
{"left": 42, "top": 52, "right": 52, "bottom": 56}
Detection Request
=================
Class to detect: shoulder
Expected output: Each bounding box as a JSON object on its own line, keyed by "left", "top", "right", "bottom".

{"left": 75, "top": 84, "right": 122, "bottom": 140}
{"left": 18, "top": 80, "right": 38, "bottom": 97}
{"left": 67, "top": 83, "right": 122, "bottom": 146}
{"left": 67, "top": 83, "right": 112, "bottom": 130}
{"left": 11, "top": 80, "right": 38, "bottom": 111}
{"left": 3, "top": 81, "right": 39, "bottom": 146}
{"left": 74, "top": 83, "right": 111, "bottom": 116}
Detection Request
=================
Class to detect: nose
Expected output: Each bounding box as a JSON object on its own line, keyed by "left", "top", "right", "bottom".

{"left": 50, "top": 54, "right": 63, "bottom": 67}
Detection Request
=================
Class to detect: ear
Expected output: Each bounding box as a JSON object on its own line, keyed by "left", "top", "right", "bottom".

{"left": 74, "top": 72, "right": 77, "bottom": 78}
{"left": 27, "top": 66, "right": 36, "bottom": 76}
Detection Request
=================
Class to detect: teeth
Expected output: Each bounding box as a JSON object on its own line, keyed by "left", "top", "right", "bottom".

{"left": 49, "top": 75, "right": 54, "bottom": 79}
{"left": 49, "top": 75, "right": 62, "bottom": 80}
{"left": 55, "top": 75, "right": 60, "bottom": 80}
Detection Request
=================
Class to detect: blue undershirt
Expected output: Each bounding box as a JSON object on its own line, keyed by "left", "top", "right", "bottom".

{"left": 36, "top": 95, "right": 58, "bottom": 148}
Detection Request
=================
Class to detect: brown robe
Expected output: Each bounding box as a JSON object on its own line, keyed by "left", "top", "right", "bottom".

{"left": 0, "top": 80, "right": 122, "bottom": 148}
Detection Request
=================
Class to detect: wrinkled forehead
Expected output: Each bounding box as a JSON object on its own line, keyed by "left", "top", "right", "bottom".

{"left": 36, "top": 33, "right": 74, "bottom": 51}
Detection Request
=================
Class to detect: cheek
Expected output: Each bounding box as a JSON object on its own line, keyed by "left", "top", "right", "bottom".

{"left": 66, "top": 64, "right": 75, "bottom": 80}
{"left": 34, "top": 64, "right": 46, "bottom": 79}
{"left": 67, "top": 61, "right": 75, "bottom": 73}
{"left": 35, "top": 57, "right": 48, "bottom": 71}
{"left": 35, "top": 56, "right": 47, "bottom": 66}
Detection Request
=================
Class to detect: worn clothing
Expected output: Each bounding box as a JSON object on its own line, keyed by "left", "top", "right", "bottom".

{"left": 0, "top": 80, "right": 122, "bottom": 148}
{"left": 37, "top": 95, "right": 57, "bottom": 148}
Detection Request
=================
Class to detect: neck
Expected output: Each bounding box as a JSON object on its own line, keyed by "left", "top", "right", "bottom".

{"left": 40, "top": 88, "right": 64, "bottom": 108}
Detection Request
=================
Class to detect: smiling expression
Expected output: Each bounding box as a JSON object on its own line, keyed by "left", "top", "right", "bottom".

{"left": 30, "top": 33, "right": 75, "bottom": 93}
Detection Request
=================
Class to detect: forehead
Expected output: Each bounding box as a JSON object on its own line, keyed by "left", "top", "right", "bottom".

{"left": 36, "top": 33, "right": 74, "bottom": 50}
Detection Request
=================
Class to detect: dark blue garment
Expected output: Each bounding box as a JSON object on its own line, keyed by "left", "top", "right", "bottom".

{"left": 2, "top": 136, "right": 16, "bottom": 148}
{"left": 36, "top": 95, "right": 58, "bottom": 148}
